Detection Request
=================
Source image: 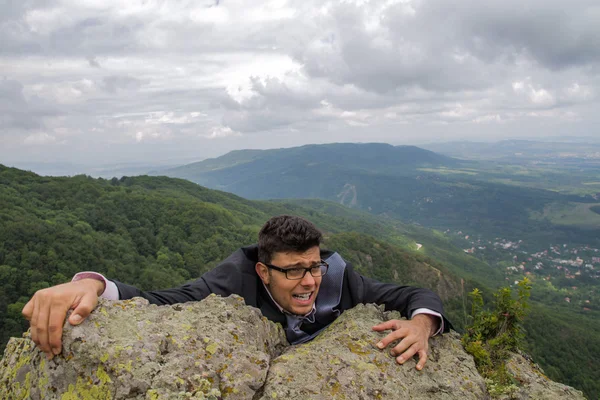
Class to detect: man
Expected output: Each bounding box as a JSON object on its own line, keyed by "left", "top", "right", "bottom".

{"left": 23, "top": 215, "right": 451, "bottom": 370}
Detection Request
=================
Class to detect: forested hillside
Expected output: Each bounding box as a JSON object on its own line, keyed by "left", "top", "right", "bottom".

{"left": 0, "top": 165, "right": 468, "bottom": 351}
{"left": 1, "top": 165, "right": 599, "bottom": 398}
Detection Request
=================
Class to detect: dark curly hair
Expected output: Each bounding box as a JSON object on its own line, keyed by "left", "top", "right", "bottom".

{"left": 258, "top": 215, "right": 323, "bottom": 264}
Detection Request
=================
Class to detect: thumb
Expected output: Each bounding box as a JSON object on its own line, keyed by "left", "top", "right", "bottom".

{"left": 22, "top": 299, "right": 34, "bottom": 320}
{"left": 68, "top": 295, "right": 97, "bottom": 325}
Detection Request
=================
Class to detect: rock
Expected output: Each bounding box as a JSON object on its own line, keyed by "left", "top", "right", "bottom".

{"left": 261, "top": 305, "right": 488, "bottom": 400}
{"left": 0, "top": 295, "right": 288, "bottom": 399}
{"left": 499, "top": 353, "right": 586, "bottom": 400}
{"left": 0, "top": 295, "right": 586, "bottom": 399}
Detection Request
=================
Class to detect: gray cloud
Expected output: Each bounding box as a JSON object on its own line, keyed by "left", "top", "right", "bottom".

{"left": 0, "top": 79, "right": 60, "bottom": 130}
{"left": 0, "top": 0, "right": 599, "bottom": 167}
{"left": 101, "top": 75, "right": 144, "bottom": 94}
{"left": 88, "top": 56, "right": 101, "bottom": 68}
{"left": 295, "top": 0, "right": 600, "bottom": 96}
{"left": 447, "top": 0, "right": 600, "bottom": 70}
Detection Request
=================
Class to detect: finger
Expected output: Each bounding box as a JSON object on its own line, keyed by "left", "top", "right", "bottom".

{"left": 48, "top": 303, "right": 69, "bottom": 356}
{"left": 376, "top": 327, "right": 408, "bottom": 349}
{"left": 22, "top": 299, "right": 34, "bottom": 321}
{"left": 396, "top": 344, "right": 418, "bottom": 365}
{"left": 390, "top": 335, "right": 416, "bottom": 357}
{"left": 372, "top": 320, "right": 400, "bottom": 332}
{"left": 416, "top": 349, "right": 428, "bottom": 370}
{"left": 35, "top": 295, "right": 53, "bottom": 357}
{"left": 30, "top": 295, "right": 40, "bottom": 347}
{"left": 69, "top": 294, "right": 96, "bottom": 325}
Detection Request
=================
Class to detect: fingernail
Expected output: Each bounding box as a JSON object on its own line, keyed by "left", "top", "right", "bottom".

{"left": 376, "top": 342, "right": 384, "bottom": 349}
{"left": 52, "top": 347, "right": 61, "bottom": 355}
{"left": 397, "top": 356, "right": 404, "bottom": 364}
{"left": 71, "top": 314, "right": 82, "bottom": 324}
{"left": 417, "top": 364, "right": 423, "bottom": 370}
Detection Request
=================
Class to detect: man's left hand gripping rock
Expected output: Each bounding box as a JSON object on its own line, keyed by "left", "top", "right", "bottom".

{"left": 372, "top": 314, "right": 438, "bottom": 370}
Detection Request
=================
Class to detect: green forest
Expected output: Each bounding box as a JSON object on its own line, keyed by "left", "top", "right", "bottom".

{"left": 0, "top": 164, "right": 599, "bottom": 399}
{"left": 0, "top": 164, "right": 468, "bottom": 350}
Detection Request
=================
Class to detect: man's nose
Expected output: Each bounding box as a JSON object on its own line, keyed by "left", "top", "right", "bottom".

{"left": 300, "top": 270, "right": 316, "bottom": 286}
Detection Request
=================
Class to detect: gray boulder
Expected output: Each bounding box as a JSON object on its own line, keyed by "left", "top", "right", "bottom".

{"left": 0, "top": 295, "right": 287, "bottom": 399}
{"left": 262, "top": 305, "right": 487, "bottom": 400}
{"left": 499, "top": 353, "right": 586, "bottom": 400}
{"left": 0, "top": 295, "right": 586, "bottom": 399}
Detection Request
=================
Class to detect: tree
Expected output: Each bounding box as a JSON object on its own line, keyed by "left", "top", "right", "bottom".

{"left": 462, "top": 278, "right": 531, "bottom": 396}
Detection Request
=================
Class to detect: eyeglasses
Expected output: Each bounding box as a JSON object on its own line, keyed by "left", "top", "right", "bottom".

{"left": 263, "top": 260, "right": 329, "bottom": 280}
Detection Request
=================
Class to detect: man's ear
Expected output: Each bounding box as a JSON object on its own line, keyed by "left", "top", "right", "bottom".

{"left": 255, "top": 262, "right": 270, "bottom": 285}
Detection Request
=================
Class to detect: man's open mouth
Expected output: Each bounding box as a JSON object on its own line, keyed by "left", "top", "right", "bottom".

{"left": 292, "top": 292, "right": 313, "bottom": 301}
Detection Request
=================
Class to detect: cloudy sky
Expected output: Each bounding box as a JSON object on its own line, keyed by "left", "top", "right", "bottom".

{"left": 1, "top": 0, "right": 599, "bottom": 169}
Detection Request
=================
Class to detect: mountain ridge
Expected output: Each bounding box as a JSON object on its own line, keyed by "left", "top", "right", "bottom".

{"left": 155, "top": 142, "right": 456, "bottom": 180}
{"left": 150, "top": 143, "right": 596, "bottom": 244}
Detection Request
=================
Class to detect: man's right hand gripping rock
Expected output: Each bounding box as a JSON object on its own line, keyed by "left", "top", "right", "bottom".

{"left": 21, "top": 279, "right": 104, "bottom": 360}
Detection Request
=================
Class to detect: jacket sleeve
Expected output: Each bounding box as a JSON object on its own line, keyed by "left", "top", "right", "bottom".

{"left": 112, "top": 262, "right": 244, "bottom": 305}
{"left": 346, "top": 266, "right": 452, "bottom": 332}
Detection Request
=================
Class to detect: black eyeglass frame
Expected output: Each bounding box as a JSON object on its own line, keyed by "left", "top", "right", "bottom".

{"left": 262, "top": 260, "right": 329, "bottom": 280}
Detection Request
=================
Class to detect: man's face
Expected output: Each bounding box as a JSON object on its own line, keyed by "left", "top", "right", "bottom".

{"left": 256, "top": 246, "right": 322, "bottom": 315}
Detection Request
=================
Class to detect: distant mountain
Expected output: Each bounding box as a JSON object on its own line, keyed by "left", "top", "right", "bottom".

{"left": 153, "top": 142, "right": 462, "bottom": 207}
{"left": 5, "top": 161, "right": 179, "bottom": 178}
{"left": 4, "top": 161, "right": 86, "bottom": 177}
{"left": 156, "top": 142, "right": 455, "bottom": 189}
{"left": 152, "top": 142, "right": 596, "bottom": 246}
{"left": 420, "top": 140, "right": 600, "bottom": 165}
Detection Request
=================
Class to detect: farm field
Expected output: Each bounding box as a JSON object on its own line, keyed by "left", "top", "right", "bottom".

{"left": 530, "top": 202, "right": 600, "bottom": 228}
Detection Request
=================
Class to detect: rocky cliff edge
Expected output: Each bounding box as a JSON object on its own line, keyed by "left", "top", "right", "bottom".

{"left": 0, "top": 295, "right": 585, "bottom": 399}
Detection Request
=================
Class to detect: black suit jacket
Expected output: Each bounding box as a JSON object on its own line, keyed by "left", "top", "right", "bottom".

{"left": 112, "top": 245, "right": 452, "bottom": 334}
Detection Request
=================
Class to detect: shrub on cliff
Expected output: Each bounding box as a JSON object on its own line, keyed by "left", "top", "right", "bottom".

{"left": 462, "top": 278, "right": 532, "bottom": 396}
